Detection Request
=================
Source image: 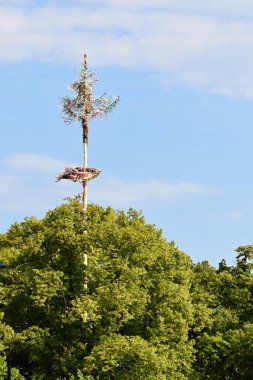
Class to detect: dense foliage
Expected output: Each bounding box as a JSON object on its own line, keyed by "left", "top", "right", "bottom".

{"left": 0, "top": 198, "right": 252, "bottom": 379}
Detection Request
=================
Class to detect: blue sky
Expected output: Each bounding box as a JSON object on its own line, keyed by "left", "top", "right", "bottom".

{"left": 1, "top": 0, "right": 253, "bottom": 266}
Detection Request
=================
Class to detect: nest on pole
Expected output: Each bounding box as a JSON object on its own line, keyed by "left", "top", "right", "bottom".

{"left": 56, "top": 166, "right": 101, "bottom": 183}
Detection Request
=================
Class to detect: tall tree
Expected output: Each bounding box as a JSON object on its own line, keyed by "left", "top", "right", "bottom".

{"left": 0, "top": 198, "right": 194, "bottom": 379}
{"left": 191, "top": 247, "right": 253, "bottom": 379}
{"left": 1, "top": 201, "right": 253, "bottom": 379}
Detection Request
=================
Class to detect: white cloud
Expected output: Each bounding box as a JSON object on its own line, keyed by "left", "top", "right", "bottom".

{"left": 51, "top": 0, "right": 253, "bottom": 15}
{"left": 168, "top": 0, "right": 253, "bottom": 16}
{"left": 5, "top": 153, "right": 67, "bottom": 172}
{"left": 0, "top": 153, "right": 218, "bottom": 219}
{"left": 90, "top": 178, "right": 217, "bottom": 206}
{"left": 0, "top": 154, "right": 75, "bottom": 215}
{"left": 0, "top": 2, "right": 253, "bottom": 97}
{"left": 0, "top": 176, "right": 17, "bottom": 193}
{"left": 224, "top": 210, "right": 244, "bottom": 220}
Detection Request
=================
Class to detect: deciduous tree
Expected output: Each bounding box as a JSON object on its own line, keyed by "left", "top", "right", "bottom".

{"left": 0, "top": 198, "right": 194, "bottom": 379}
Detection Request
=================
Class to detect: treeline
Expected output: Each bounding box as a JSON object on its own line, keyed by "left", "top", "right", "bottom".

{"left": 0, "top": 198, "right": 252, "bottom": 379}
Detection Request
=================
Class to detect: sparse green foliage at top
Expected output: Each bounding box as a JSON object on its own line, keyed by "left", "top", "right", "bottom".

{"left": 61, "top": 56, "right": 119, "bottom": 126}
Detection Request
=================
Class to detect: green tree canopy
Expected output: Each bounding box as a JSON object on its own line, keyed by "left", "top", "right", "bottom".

{"left": 0, "top": 198, "right": 194, "bottom": 379}
{"left": 191, "top": 247, "right": 253, "bottom": 379}
{"left": 1, "top": 199, "right": 253, "bottom": 379}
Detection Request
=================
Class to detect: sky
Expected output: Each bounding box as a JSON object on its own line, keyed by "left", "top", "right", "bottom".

{"left": 1, "top": 0, "right": 253, "bottom": 266}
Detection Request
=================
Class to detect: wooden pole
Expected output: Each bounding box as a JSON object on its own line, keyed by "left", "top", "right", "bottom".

{"left": 82, "top": 54, "right": 89, "bottom": 213}
{"left": 82, "top": 129, "right": 88, "bottom": 213}
{"left": 83, "top": 126, "right": 88, "bottom": 269}
{"left": 83, "top": 54, "right": 88, "bottom": 279}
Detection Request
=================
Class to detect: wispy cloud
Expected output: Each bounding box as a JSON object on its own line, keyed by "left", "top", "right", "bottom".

{"left": 4, "top": 153, "right": 68, "bottom": 172}
{"left": 0, "top": 175, "right": 16, "bottom": 193}
{"left": 224, "top": 210, "right": 245, "bottom": 220}
{"left": 90, "top": 178, "right": 217, "bottom": 206}
{"left": 0, "top": 154, "right": 217, "bottom": 219}
{"left": 0, "top": 2, "right": 253, "bottom": 97}
{"left": 48, "top": 0, "right": 253, "bottom": 15}
{"left": 0, "top": 154, "right": 75, "bottom": 216}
